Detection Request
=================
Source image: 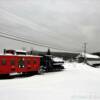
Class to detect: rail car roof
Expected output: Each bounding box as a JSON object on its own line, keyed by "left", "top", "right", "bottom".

{"left": 0, "top": 54, "right": 41, "bottom": 57}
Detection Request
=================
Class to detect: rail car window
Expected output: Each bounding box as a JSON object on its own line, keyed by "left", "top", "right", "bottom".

{"left": 1, "top": 59, "right": 6, "bottom": 65}
{"left": 10, "top": 60, "right": 15, "bottom": 65}
{"left": 33, "top": 60, "right": 37, "bottom": 64}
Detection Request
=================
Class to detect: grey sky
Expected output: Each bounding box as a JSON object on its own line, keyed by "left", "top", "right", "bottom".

{"left": 0, "top": 0, "right": 100, "bottom": 53}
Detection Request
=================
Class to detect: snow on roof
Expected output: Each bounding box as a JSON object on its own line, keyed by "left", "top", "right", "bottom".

{"left": 52, "top": 57, "right": 64, "bottom": 62}
{"left": 77, "top": 52, "right": 100, "bottom": 59}
{"left": 0, "top": 53, "right": 4, "bottom": 55}
{"left": 5, "top": 49, "right": 27, "bottom": 53}
{"left": 15, "top": 50, "right": 27, "bottom": 52}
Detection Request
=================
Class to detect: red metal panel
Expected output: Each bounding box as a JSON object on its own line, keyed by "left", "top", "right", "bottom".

{"left": 0, "top": 55, "right": 17, "bottom": 74}
{"left": 0, "top": 55, "right": 41, "bottom": 75}
{"left": 33, "top": 56, "right": 40, "bottom": 71}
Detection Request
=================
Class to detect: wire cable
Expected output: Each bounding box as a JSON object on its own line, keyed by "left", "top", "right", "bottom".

{"left": 0, "top": 31, "right": 68, "bottom": 52}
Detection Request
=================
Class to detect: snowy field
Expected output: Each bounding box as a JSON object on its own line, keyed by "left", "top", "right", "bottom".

{"left": 0, "top": 62, "right": 100, "bottom": 100}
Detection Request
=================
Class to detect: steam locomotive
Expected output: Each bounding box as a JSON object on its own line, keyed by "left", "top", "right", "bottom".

{"left": 0, "top": 49, "right": 64, "bottom": 77}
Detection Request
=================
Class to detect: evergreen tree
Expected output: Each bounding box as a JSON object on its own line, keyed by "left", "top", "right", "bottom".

{"left": 47, "top": 48, "right": 51, "bottom": 55}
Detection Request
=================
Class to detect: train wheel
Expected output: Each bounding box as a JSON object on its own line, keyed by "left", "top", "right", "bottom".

{"left": 23, "top": 71, "right": 34, "bottom": 76}
{"left": 28, "top": 71, "right": 34, "bottom": 75}
{"left": 38, "top": 66, "right": 44, "bottom": 74}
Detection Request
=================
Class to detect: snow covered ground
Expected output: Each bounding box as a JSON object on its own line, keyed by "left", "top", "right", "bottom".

{"left": 0, "top": 62, "right": 100, "bottom": 100}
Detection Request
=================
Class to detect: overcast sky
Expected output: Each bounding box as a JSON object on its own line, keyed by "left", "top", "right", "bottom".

{"left": 0, "top": 0, "right": 100, "bottom": 53}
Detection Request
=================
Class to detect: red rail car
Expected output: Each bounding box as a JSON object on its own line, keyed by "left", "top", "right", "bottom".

{"left": 0, "top": 49, "right": 64, "bottom": 77}
{"left": 0, "top": 50, "right": 41, "bottom": 76}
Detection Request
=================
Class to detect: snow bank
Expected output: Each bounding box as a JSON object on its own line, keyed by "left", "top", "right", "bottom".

{"left": 64, "top": 61, "right": 97, "bottom": 70}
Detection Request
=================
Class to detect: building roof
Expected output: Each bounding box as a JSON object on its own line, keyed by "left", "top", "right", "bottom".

{"left": 77, "top": 52, "right": 100, "bottom": 59}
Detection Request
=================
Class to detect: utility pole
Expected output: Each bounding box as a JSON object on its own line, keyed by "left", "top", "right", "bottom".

{"left": 84, "top": 42, "right": 87, "bottom": 63}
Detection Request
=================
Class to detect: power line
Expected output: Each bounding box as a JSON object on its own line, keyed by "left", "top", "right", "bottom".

{"left": 0, "top": 31, "right": 68, "bottom": 52}
{"left": 0, "top": 31, "right": 49, "bottom": 48}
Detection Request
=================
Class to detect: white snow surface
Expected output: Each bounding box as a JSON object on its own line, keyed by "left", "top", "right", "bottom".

{"left": 0, "top": 62, "right": 100, "bottom": 100}
{"left": 52, "top": 57, "right": 64, "bottom": 62}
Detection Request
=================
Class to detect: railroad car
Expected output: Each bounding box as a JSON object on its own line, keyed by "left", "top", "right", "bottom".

{"left": 41, "top": 55, "right": 64, "bottom": 72}
{"left": 0, "top": 49, "right": 64, "bottom": 77}
{"left": 0, "top": 49, "right": 41, "bottom": 76}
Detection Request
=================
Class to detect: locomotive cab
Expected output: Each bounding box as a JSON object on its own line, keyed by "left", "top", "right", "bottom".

{"left": 41, "top": 55, "right": 64, "bottom": 72}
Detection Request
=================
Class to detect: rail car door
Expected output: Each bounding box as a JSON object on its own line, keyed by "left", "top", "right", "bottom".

{"left": 16, "top": 56, "right": 26, "bottom": 73}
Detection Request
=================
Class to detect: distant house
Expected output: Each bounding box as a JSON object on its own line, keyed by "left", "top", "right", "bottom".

{"left": 76, "top": 52, "right": 100, "bottom": 63}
